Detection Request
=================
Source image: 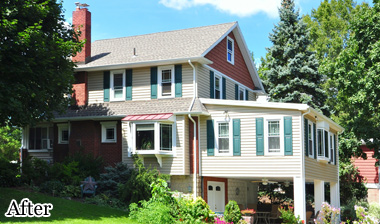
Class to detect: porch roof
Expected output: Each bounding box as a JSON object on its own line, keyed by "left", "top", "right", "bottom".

{"left": 122, "top": 113, "right": 173, "bottom": 121}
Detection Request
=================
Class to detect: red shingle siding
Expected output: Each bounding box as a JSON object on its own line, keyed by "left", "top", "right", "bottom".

{"left": 72, "top": 8, "right": 91, "bottom": 63}
{"left": 353, "top": 146, "right": 379, "bottom": 184}
{"left": 205, "top": 32, "right": 255, "bottom": 90}
{"left": 68, "top": 120, "right": 122, "bottom": 167}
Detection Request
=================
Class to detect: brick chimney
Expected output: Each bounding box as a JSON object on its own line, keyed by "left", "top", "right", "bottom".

{"left": 72, "top": 3, "right": 91, "bottom": 63}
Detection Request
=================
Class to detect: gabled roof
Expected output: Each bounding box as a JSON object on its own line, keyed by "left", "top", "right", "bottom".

{"left": 76, "top": 22, "right": 236, "bottom": 71}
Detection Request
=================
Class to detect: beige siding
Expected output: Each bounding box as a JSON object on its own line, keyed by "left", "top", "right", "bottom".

{"left": 28, "top": 152, "right": 53, "bottom": 163}
{"left": 121, "top": 116, "right": 186, "bottom": 175}
{"left": 132, "top": 67, "right": 151, "bottom": 101}
{"left": 198, "top": 65, "right": 210, "bottom": 98}
{"left": 305, "top": 157, "right": 338, "bottom": 183}
{"left": 182, "top": 64, "right": 194, "bottom": 98}
{"left": 248, "top": 91, "right": 256, "bottom": 101}
{"left": 88, "top": 71, "right": 104, "bottom": 104}
{"left": 200, "top": 105, "right": 303, "bottom": 178}
{"left": 226, "top": 79, "right": 235, "bottom": 100}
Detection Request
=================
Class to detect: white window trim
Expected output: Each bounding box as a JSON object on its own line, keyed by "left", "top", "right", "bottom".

{"left": 27, "top": 124, "right": 53, "bottom": 152}
{"left": 110, "top": 70, "right": 126, "bottom": 102}
{"left": 214, "top": 74, "right": 223, "bottom": 99}
{"left": 308, "top": 122, "right": 314, "bottom": 158}
{"left": 131, "top": 121, "right": 176, "bottom": 154}
{"left": 58, "top": 123, "right": 69, "bottom": 144}
{"left": 238, "top": 86, "right": 246, "bottom": 101}
{"left": 317, "top": 128, "right": 331, "bottom": 162}
{"left": 329, "top": 132, "right": 335, "bottom": 164}
{"left": 226, "top": 36, "right": 234, "bottom": 64}
{"left": 101, "top": 121, "right": 117, "bottom": 143}
{"left": 264, "top": 115, "right": 284, "bottom": 156}
{"left": 214, "top": 119, "right": 233, "bottom": 156}
{"left": 158, "top": 65, "right": 175, "bottom": 99}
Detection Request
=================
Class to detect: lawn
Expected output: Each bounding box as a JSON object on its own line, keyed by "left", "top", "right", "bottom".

{"left": 0, "top": 188, "right": 138, "bottom": 224}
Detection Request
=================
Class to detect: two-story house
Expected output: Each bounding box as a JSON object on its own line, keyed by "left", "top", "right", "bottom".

{"left": 21, "top": 5, "right": 344, "bottom": 220}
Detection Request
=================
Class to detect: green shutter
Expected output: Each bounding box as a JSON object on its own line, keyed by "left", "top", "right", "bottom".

{"left": 207, "top": 120, "right": 215, "bottom": 156}
{"left": 245, "top": 89, "right": 249, "bottom": 101}
{"left": 256, "top": 117, "right": 264, "bottom": 156}
{"left": 304, "top": 118, "right": 308, "bottom": 156}
{"left": 151, "top": 67, "right": 157, "bottom": 99}
{"left": 103, "top": 71, "right": 110, "bottom": 102}
{"left": 222, "top": 77, "right": 226, "bottom": 99}
{"left": 210, "top": 71, "right": 214, "bottom": 98}
{"left": 233, "top": 119, "right": 241, "bottom": 156}
{"left": 126, "top": 69, "right": 132, "bottom": 101}
{"left": 313, "top": 123, "right": 317, "bottom": 159}
{"left": 284, "top": 116, "right": 293, "bottom": 156}
{"left": 175, "top": 64, "right": 182, "bottom": 97}
{"left": 334, "top": 134, "right": 337, "bottom": 165}
{"left": 235, "top": 84, "right": 239, "bottom": 100}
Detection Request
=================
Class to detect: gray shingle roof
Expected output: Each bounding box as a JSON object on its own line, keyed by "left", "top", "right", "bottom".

{"left": 53, "top": 98, "right": 208, "bottom": 120}
{"left": 77, "top": 22, "right": 236, "bottom": 69}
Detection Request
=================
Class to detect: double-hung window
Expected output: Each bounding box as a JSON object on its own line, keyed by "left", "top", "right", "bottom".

{"left": 237, "top": 86, "right": 246, "bottom": 101}
{"left": 227, "top": 36, "right": 234, "bottom": 64}
{"left": 262, "top": 116, "right": 284, "bottom": 155}
{"left": 101, "top": 121, "right": 117, "bottom": 143}
{"left": 268, "top": 120, "right": 280, "bottom": 153}
{"left": 329, "top": 133, "right": 335, "bottom": 164}
{"left": 317, "top": 129, "right": 329, "bottom": 160}
{"left": 308, "top": 123, "right": 314, "bottom": 157}
{"left": 158, "top": 66, "right": 174, "bottom": 98}
{"left": 134, "top": 122, "right": 174, "bottom": 151}
{"left": 110, "top": 70, "right": 125, "bottom": 101}
{"left": 215, "top": 121, "right": 232, "bottom": 155}
{"left": 214, "top": 75, "right": 222, "bottom": 99}
{"left": 29, "top": 126, "right": 53, "bottom": 150}
{"left": 58, "top": 124, "right": 69, "bottom": 144}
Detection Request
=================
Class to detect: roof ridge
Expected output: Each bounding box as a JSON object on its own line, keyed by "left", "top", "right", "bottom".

{"left": 93, "top": 21, "right": 237, "bottom": 43}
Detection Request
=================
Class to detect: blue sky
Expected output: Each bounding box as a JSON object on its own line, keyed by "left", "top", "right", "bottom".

{"left": 62, "top": 0, "right": 370, "bottom": 64}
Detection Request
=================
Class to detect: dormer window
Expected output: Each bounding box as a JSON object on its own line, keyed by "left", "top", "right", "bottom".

{"left": 227, "top": 36, "right": 234, "bottom": 64}
{"left": 158, "top": 65, "right": 175, "bottom": 98}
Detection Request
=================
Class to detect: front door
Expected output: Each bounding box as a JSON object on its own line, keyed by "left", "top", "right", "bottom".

{"left": 207, "top": 181, "right": 225, "bottom": 212}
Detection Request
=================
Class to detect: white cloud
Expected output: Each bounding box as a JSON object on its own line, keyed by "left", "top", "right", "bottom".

{"left": 159, "top": 0, "right": 281, "bottom": 18}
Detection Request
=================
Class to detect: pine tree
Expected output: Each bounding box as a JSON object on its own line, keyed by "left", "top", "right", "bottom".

{"left": 262, "top": 0, "right": 327, "bottom": 113}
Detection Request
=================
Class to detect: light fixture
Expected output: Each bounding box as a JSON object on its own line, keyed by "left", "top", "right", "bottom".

{"left": 262, "top": 178, "right": 268, "bottom": 185}
{"left": 223, "top": 110, "right": 230, "bottom": 122}
{"left": 284, "top": 181, "right": 290, "bottom": 187}
{"left": 235, "top": 187, "right": 240, "bottom": 195}
{"left": 188, "top": 186, "right": 192, "bottom": 193}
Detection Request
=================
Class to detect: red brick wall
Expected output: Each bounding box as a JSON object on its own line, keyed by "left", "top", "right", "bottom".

{"left": 353, "top": 146, "right": 379, "bottom": 184}
{"left": 205, "top": 32, "right": 254, "bottom": 89}
{"left": 53, "top": 124, "right": 69, "bottom": 163}
{"left": 68, "top": 120, "right": 122, "bottom": 167}
{"left": 72, "top": 72, "right": 88, "bottom": 106}
{"left": 72, "top": 8, "right": 91, "bottom": 63}
{"left": 203, "top": 176, "right": 228, "bottom": 205}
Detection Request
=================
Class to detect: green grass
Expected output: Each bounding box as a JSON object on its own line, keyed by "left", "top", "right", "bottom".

{"left": 0, "top": 188, "right": 138, "bottom": 224}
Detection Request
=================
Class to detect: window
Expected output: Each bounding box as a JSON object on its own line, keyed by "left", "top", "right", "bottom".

{"left": 134, "top": 122, "right": 174, "bottom": 151}
{"left": 227, "top": 36, "right": 234, "bottom": 64}
{"left": 218, "top": 122, "right": 229, "bottom": 153}
{"left": 268, "top": 120, "right": 280, "bottom": 153}
{"left": 329, "top": 133, "right": 335, "bottom": 164}
{"left": 58, "top": 124, "right": 69, "bottom": 144}
{"left": 158, "top": 66, "right": 174, "bottom": 98}
{"left": 308, "top": 123, "right": 313, "bottom": 157}
{"left": 110, "top": 70, "right": 125, "bottom": 101}
{"left": 237, "top": 86, "right": 246, "bottom": 101}
{"left": 214, "top": 75, "right": 222, "bottom": 99}
{"left": 29, "top": 126, "right": 53, "bottom": 150}
{"left": 101, "top": 121, "right": 117, "bottom": 143}
{"left": 317, "top": 128, "right": 330, "bottom": 160}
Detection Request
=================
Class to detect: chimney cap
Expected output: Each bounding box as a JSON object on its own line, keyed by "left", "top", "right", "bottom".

{"left": 75, "top": 2, "right": 90, "bottom": 9}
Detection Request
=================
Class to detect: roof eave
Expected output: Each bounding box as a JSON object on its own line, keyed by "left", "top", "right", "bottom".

{"left": 74, "top": 57, "right": 212, "bottom": 72}
{"left": 53, "top": 115, "right": 125, "bottom": 122}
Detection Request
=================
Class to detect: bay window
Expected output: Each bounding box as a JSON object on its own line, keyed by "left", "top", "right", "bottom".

{"left": 308, "top": 123, "right": 313, "bottom": 157}
{"left": 317, "top": 128, "right": 330, "bottom": 161}
{"left": 134, "top": 122, "right": 174, "bottom": 152}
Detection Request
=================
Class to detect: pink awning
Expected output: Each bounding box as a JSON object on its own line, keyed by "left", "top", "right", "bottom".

{"left": 122, "top": 113, "right": 173, "bottom": 121}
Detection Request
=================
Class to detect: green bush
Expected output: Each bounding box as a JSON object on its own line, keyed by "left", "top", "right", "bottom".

{"left": 60, "top": 185, "right": 81, "bottom": 198}
{"left": 85, "top": 194, "right": 127, "bottom": 210}
{"left": 368, "top": 202, "right": 380, "bottom": 220}
{"left": 224, "top": 200, "right": 241, "bottom": 224}
{"left": 97, "top": 162, "right": 131, "bottom": 196}
{"left": 0, "top": 159, "right": 20, "bottom": 187}
{"left": 64, "top": 150, "right": 103, "bottom": 180}
{"left": 39, "top": 180, "right": 64, "bottom": 196}
{"left": 21, "top": 157, "right": 50, "bottom": 185}
{"left": 178, "top": 197, "right": 215, "bottom": 223}
{"left": 279, "top": 206, "right": 302, "bottom": 224}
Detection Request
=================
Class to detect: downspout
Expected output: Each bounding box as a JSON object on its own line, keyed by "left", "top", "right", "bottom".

{"left": 188, "top": 60, "right": 197, "bottom": 200}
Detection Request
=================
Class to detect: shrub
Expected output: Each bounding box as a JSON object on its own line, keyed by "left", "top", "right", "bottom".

{"left": 60, "top": 185, "right": 81, "bottom": 198}
{"left": 85, "top": 194, "right": 127, "bottom": 210}
{"left": 21, "top": 157, "right": 50, "bottom": 185}
{"left": 0, "top": 159, "right": 20, "bottom": 187}
{"left": 64, "top": 150, "right": 103, "bottom": 179}
{"left": 352, "top": 205, "right": 379, "bottom": 224}
{"left": 178, "top": 197, "right": 215, "bottom": 223}
{"left": 97, "top": 162, "right": 131, "bottom": 196}
{"left": 368, "top": 202, "right": 380, "bottom": 220}
{"left": 39, "top": 180, "right": 64, "bottom": 196}
{"left": 314, "top": 202, "right": 340, "bottom": 224}
{"left": 279, "top": 206, "right": 302, "bottom": 224}
{"left": 224, "top": 200, "right": 241, "bottom": 224}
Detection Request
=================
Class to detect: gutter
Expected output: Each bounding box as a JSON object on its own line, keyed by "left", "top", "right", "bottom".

{"left": 188, "top": 59, "right": 197, "bottom": 200}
